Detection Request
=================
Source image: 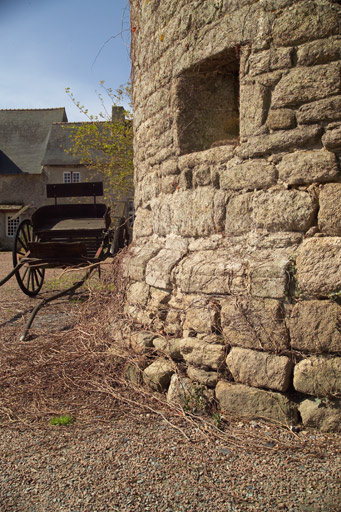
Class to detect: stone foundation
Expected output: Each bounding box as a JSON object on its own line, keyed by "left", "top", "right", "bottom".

{"left": 126, "top": 0, "right": 341, "bottom": 430}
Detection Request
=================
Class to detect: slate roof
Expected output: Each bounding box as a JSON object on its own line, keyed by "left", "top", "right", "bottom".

{"left": 0, "top": 108, "right": 67, "bottom": 175}
{"left": 0, "top": 150, "right": 24, "bottom": 175}
{"left": 42, "top": 123, "right": 84, "bottom": 166}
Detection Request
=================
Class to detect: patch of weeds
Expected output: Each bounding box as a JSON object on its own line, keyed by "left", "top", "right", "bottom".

{"left": 184, "top": 384, "right": 208, "bottom": 414}
{"left": 328, "top": 290, "right": 341, "bottom": 305}
{"left": 314, "top": 397, "right": 339, "bottom": 409}
{"left": 68, "top": 294, "right": 88, "bottom": 304}
{"left": 44, "top": 274, "right": 78, "bottom": 292}
{"left": 90, "top": 281, "right": 116, "bottom": 293}
{"left": 212, "top": 412, "right": 222, "bottom": 429}
{"left": 49, "top": 415, "right": 74, "bottom": 426}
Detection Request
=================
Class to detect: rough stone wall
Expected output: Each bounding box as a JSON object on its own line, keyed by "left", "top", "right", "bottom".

{"left": 126, "top": 0, "right": 341, "bottom": 431}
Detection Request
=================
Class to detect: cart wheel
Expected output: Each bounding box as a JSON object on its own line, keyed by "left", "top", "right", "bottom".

{"left": 12, "top": 219, "right": 45, "bottom": 296}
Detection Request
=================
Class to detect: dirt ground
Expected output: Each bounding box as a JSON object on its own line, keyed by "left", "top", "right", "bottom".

{"left": 0, "top": 251, "right": 340, "bottom": 512}
{"left": 0, "top": 251, "right": 93, "bottom": 341}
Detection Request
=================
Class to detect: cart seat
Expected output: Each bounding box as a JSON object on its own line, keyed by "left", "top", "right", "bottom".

{"left": 32, "top": 203, "right": 110, "bottom": 235}
{"left": 35, "top": 217, "right": 106, "bottom": 233}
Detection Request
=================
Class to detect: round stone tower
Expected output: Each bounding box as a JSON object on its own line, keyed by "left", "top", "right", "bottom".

{"left": 125, "top": 0, "right": 341, "bottom": 430}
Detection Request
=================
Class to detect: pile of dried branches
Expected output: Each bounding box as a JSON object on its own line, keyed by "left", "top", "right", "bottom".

{"left": 0, "top": 252, "right": 334, "bottom": 456}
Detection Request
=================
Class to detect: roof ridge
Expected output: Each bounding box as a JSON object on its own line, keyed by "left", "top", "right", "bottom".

{"left": 52, "top": 121, "right": 107, "bottom": 125}
{"left": 0, "top": 107, "right": 66, "bottom": 112}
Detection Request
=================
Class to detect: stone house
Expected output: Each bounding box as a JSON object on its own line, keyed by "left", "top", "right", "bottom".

{"left": 0, "top": 107, "right": 133, "bottom": 250}
{"left": 125, "top": 0, "right": 341, "bottom": 431}
{"left": 0, "top": 108, "right": 67, "bottom": 250}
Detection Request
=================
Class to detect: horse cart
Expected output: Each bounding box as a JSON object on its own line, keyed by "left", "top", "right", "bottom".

{"left": 0, "top": 182, "right": 131, "bottom": 339}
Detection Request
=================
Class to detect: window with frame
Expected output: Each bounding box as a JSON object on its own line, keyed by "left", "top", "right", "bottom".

{"left": 6, "top": 214, "right": 21, "bottom": 237}
{"left": 63, "top": 171, "right": 80, "bottom": 183}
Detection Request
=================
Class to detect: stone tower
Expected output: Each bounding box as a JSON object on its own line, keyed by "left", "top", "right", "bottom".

{"left": 125, "top": 0, "right": 341, "bottom": 430}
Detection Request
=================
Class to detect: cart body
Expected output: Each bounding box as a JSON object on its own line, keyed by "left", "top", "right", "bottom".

{"left": 10, "top": 182, "right": 130, "bottom": 296}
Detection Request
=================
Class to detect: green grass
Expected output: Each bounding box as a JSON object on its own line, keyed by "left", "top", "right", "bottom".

{"left": 49, "top": 415, "right": 74, "bottom": 426}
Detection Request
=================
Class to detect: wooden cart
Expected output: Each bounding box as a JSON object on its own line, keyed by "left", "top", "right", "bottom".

{"left": 1, "top": 182, "right": 131, "bottom": 339}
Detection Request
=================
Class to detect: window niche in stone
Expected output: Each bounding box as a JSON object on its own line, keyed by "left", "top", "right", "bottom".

{"left": 176, "top": 48, "right": 239, "bottom": 155}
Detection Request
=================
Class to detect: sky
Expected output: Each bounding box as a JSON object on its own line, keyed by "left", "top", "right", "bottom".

{"left": 0, "top": 0, "right": 131, "bottom": 121}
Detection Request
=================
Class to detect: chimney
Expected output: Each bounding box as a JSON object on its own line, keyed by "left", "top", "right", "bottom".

{"left": 112, "top": 106, "right": 125, "bottom": 123}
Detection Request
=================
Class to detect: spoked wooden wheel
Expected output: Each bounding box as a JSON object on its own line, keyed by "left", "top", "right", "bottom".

{"left": 12, "top": 219, "right": 45, "bottom": 296}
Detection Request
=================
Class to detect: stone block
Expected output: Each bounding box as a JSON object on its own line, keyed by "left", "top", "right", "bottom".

{"left": 272, "top": 0, "right": 340, "bottom": 47}
{"left": 133, "top": 208, "right": 153, "bottom": 238}
{"left": 160, "top": 159, "right": 180, "bottom": 176}
{"left": 187, "top": 366, "right": 218, "bottom": 388}
{"left": 277, "top": 149, "right": 339, "bottom": 186}
{"left": 126, "top": 282, "right": 150, "bottom": 307}
{"left": 180, "top": 337, "right": 225, "bottom": 370}
{"left": 322, "top": 123, "right": 341, "bottom": 150}
{"left": 297, "top": 96, "right": 341, "bottom": 125}
{"left": 296, "top": 238, "right": 341, "bottom": 298}
{"left": 257, "top": 71, "right": 282, "bottom": 89}
{"left": 177, "top": 145, "right": 235, "bottom": 172}
{"left": 174, "top": 248, "right": 248, "bottom": 295}
{"left": 248, "top": 231, "right": 303, "bottom": 250}
{"left": 289, "top": 301, "right": 341, "bottom": 354}
{"left": 225, "top": 193, "right": 253, "bottom": 235}
{"left": 293, "top": 357, "right": 341, "bottom": 396}
{"left": 131, "top": 331, "right": 157, "bottom": 354}
{"left": 152, "top": 188, "right": 226, "bottom": 238}
{"left": 124, "top": 304, "right": 152, "bottom": 326}
{"left": 272, "top": 63, "right": 340, "bottom": 108}
{"left": 136, "top": 171, "right": 160, "bottom": 206}
{"left": 236, "top": 125, "right": 322, "bottom": 159}
{"left": 250, "top": 249, "right": 292, "bottom": 299}
{"left": 199, "top": 334, "right": 224, "bottom": 345}
{"left": 297, "top": 37, "right": 341, "bottom": 67}
{"left": 148, "top": 287, "right": 171, "bottom": 312}
{"left": 145, "top": 248, "right": 185, "bottom": 289}
{"left": 221, "top": 297, "right": 289, "bottom": 352}
{"left": 252, "top": 189, "right": 318, "bottom": 232}
{"left": 161, "top": 175, "right": 179, "bottom": 194}
{"left": 152, "top": 337, "right": 183, "bottom": 361}
{"left": 125, "top": 363, "right": 144, "bottom": 386}
{"left": 123, "top": 245, "right": 161, "bottom": 281}
{"left": 165, "top": 234, "right": 189, "bottom": 253}
{"left": 164, "top": 309, "right": 183, "bottom": 337}
{"left": 267, "top": 109, "right": 296, "bottom": 131}
{"left": 263, "top": 0, "right": 297, "bottom": 10}
{"left": 318, "top": 184, "right": 341, "bottom": 236}
{"left": 183, "top": 298, "right": 219, "bottom": 334}
{"left": 193, "top": 164, "right": 212, "bottom": 187}
{"left": 247, "top": 48, "right": 293, "bottom": 76}
{"left": 188, "top": 234, "right": 224, "bottom": 252}
{"left": 215, "top": 381, "right": 298, "bottom": 425}
{"left": 240, "top": 82, "right": 268, "bottom": 137}
{"left": 299, "top": 399, "right": 341, "bottom": 433}
{"left": 220, "top": 158, "right": 276, "bottom": 191}
{"left": 166, "top": 374, "right": 194, "bottom": 406}
{"left": 226, "top": 347, "right": 293, "bottom": 392}
{"left": 143, "top": 359, "right": 175, "bottom": 391}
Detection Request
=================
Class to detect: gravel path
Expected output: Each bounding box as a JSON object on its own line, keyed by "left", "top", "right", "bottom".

{"left": 0, "top": 252, "right": 340, "bottom": 512}
{"left": 0, "top": 419, "right": 340, "bottom": 512}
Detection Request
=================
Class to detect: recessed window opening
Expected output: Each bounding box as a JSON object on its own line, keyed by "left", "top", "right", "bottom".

{"left": 63, "top": 171, "right": 80, "bottom": 183}
{"left": 6, "top": 214, "right": 20, "bottom": 237}
{"left": 176, "top": 48, "right": 240, "bottom": 155}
